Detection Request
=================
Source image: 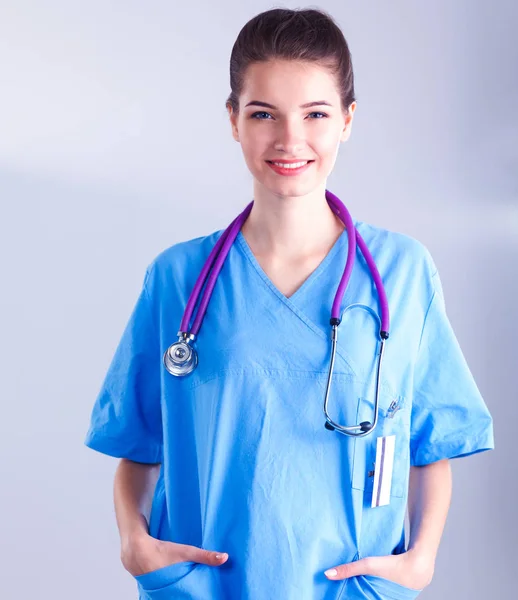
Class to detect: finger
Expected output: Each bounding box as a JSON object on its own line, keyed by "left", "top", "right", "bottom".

{"left": 325, "top": 556, "right": 382, "bottom": 580}
{"left": 172, "top": 542, "right": 229, "bottom": 567}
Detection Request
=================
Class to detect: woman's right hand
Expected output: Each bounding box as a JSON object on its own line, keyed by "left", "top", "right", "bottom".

{"left": 121, "top": 532, "right": 229, "bottom": 577}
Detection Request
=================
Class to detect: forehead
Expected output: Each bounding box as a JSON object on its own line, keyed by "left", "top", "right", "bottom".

{"left": 241, "top": 60, "right": 338, "bottom": 103}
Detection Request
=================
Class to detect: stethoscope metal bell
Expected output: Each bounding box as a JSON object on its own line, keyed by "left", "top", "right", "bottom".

{"left": 163, "top": 331, "right": 198, "bottom": 376}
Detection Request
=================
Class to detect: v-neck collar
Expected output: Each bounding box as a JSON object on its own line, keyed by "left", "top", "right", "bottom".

{"left": 236, "top": 226, "right": 349, "bottom": 304}
{"left": 234, "top": 224, "right": 358, "bottom": 376}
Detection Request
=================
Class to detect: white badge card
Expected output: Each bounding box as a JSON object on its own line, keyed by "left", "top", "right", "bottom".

{"left": 371, "top": 435, "right": 396, "bottom": 508}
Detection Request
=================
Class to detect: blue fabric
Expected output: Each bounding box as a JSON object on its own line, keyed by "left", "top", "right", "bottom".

{"left": 85, "top": 219, "right": 494, "bottom": 599}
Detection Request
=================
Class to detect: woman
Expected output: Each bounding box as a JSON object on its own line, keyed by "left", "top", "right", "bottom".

{"left": 84, "top": 8, "right": 494, "bottom": 600}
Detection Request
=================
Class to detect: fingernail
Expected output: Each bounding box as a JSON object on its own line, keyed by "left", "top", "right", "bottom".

{"left": 325, "top": 568, "right": 337, "bottom": 577}
{"left": 215, "top": 553, "right": 228, "bottom": 560}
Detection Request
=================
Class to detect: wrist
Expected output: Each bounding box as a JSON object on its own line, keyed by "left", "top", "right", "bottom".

{"left": 120, "top": 514, "right": 150, "bottom": 550}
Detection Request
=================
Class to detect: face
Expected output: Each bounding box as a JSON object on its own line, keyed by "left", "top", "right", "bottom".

{"left": 227, "top": 59, "right": 356, "bottom": 199}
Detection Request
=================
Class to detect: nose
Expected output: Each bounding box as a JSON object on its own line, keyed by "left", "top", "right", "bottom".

{"left": 274, "top": 119, "right": 307, "bottom": 155}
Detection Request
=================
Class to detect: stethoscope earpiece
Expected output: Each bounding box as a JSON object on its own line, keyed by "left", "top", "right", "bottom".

{"left": 325, "top": 421, "right": 371, "bottom": 433}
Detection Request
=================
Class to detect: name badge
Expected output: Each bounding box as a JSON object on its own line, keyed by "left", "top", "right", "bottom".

{"left": 371, "top": 435, "right": 396, "bottom": 508}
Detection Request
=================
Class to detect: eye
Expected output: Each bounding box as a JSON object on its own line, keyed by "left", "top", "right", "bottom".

{"left": 249, "top": 111, "right": 329, "bottom": 120}
{"left": 250, "top": 111, "right": 272, "bottom": 120}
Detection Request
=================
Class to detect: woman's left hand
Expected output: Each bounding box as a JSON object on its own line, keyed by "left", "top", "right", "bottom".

{"left": 324, "top": 548, "right": 435, "bottom": 590}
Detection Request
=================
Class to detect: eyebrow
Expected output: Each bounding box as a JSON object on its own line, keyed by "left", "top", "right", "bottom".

{"left": 244, "top": 100, "right": 333, "bottom": 109}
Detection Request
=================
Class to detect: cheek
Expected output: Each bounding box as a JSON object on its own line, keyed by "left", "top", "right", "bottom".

{"left": 314, "top": 130, "right": 341, "bottom": 154}
{"left": 240, "top": 125, "right": 270, "bottom": 150}
{"left": 314, "top": 140, "right": 341, "bottom": 170}
{"left": 241, "top": 141, "right": 269, "bottom": 171}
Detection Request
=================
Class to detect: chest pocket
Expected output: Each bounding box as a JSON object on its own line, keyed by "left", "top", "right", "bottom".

{"left": 351, "top": 389, "right": 411, "bottom": 499}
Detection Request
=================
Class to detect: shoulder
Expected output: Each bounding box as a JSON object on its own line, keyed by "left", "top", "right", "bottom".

{"left": 354, "top": 219, "right": 437, "bottom": 277}
{"left": 154, "top": 229, "right": 223, "bottom": 268}
{"left": 353, "top": 220, "right": 441, "bottom": 312}
{"left": 142, "top": 228, "right": 225, "bottom": 292}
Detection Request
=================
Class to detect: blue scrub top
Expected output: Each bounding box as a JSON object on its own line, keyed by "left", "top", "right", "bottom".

{"left": 84, "top": 219, "right": 494, "bottom": 600}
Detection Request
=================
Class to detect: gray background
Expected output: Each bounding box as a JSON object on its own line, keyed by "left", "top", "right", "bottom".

{"left": 0, "top": 1, "right": 516, "bottom": 598}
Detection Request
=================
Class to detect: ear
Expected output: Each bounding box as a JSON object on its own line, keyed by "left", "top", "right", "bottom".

{"left": 227, "top": 104, "right": 240, "bottom": 142}
{"left": 340, "top": 101, "right": 357, "bottom": 143}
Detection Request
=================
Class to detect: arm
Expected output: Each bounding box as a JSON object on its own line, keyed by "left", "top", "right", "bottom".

{"left": 406, "top": 458, "right": 452, "bottom": 583}
{"left": 114, "top": 459, "right": 230, "bottom": 576}
{"left": 324, "top": 458, "right": 452, "bottom": 588}
{"left": 114, "top": 458, "right": 161, "bottom": 555}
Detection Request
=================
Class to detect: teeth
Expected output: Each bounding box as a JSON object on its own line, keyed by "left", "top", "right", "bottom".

{"left": 271, "top": 161, "right": 308, "bottom": 169}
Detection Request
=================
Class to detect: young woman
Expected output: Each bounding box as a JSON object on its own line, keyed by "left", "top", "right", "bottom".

{"left": 85, "top": 8, "right": 494, "bottom": 600}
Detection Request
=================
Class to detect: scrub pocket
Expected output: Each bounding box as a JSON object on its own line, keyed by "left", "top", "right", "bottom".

{"left": 351, "top": 388, "right": 410, "bottom": 500}
{"left": 336, "top": 552, "right": 423, "bottom": 600}
{"left": 135, "top": 561, "right": 216, "bottom": 599}
{"left": 342, "top": 574, "right": 423, "bottom": 599}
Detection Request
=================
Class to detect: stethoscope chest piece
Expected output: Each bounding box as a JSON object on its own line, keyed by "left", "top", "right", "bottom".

{"left": 163, "top": 331, "right": 198, "bottom": 376}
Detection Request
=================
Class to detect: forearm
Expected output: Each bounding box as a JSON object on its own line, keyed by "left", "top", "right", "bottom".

{"left": 407, "top": 458, "right": 452, "bottom": 564}
{"left": 114, "top": 458, "right": 161, "bottom": 546}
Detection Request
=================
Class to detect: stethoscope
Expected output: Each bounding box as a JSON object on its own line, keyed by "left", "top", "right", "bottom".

{"left": 163, "top": 189, "right": 390, "bottom": 438}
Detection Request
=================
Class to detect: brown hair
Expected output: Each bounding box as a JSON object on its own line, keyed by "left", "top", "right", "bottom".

{"left": 225, "top": 7, "right": 356, "bottom": 117}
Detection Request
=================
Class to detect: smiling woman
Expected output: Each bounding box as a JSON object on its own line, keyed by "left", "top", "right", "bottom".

{"left": 84, "top": 6, "right": 494, "bottom": 600}
{"left": 227, "top": 55, "right": 355, "bottom": 210}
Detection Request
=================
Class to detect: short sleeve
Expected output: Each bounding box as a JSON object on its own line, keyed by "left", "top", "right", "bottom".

{"left": 84, "top": 265, "right": 163, "bottom": 463}
{"left": 410, "top": 269, "right": 494, "bottom": 467}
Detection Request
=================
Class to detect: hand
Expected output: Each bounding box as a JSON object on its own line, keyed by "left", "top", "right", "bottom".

{"left": 120, "top": 531, "right": 229, "bottom": 578}
{"left": 324, "top": 548, "right": 434, "bottom": 590}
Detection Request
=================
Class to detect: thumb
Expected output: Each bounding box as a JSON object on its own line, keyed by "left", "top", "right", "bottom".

{"left": 169, "top": 542, "right": 229, "bottom": 567}
{"left": 193, "top": 548, "right": 229, "bottom": 567}
{"left": 325, "top": 557, "right": 379, "bottom": 580}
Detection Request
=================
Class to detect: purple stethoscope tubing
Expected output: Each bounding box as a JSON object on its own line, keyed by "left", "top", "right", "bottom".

{"left": 180, "top": 201, "right": 253, "bottom": 335}
{"left": 163, "top": 189, "right": 390, "bottom": 437}
{"left": 325, "top": 189, "right": 389, "bottom": 334}
{"left": 181, "top": 190, "right": 388, "bottom": 335}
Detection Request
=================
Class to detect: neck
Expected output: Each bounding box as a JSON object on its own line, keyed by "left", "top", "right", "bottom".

{"left": 240, "top": 181, "right": 345, "bottom": 260}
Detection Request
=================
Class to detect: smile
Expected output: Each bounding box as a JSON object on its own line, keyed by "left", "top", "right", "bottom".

{"left": 266, "top": 160, "right": 314, "bottom": 175}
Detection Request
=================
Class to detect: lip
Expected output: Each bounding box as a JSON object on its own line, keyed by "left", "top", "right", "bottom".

{"left": 266, "top": 159, "right": 314, "bottom": 164}
{"left": 266, "top": 160, "right": 314, "bottom": 176}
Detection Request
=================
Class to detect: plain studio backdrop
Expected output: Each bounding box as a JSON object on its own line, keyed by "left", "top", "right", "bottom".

{"left": 0, "top": 1, "right": 516, "bottom": 598}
